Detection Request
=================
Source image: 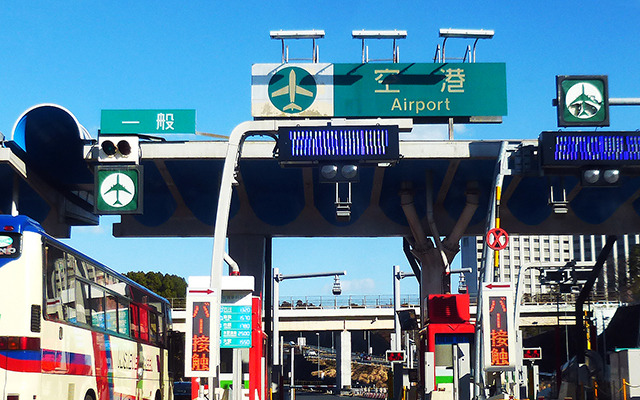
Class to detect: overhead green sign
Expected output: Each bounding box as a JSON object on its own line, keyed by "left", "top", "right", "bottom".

{"left": 556, "top": 75, "right": 609, "bottom": 127}
{"left": 333, "top": 63, "right": 507, "bottom": 117}
{"left": 101, "top": 109, "right": 196, "bottom": 134}
{"left": 95, "top": 166, "right": 143, "bottom": 214}
{"left": 251, "top": 63, "right": 507, "bottom": 119}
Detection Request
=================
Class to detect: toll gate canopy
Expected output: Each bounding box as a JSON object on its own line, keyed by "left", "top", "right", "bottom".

{"left": 2, "top": 104, "right": 640, "bottom": 239}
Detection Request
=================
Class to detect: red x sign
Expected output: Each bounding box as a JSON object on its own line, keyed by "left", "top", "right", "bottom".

{"left": 486, "top": 228, "right": 509, "bottom": 250}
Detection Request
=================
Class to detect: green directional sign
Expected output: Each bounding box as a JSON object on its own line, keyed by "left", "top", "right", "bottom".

{"left": 333, "top": 63, "right": 507, "bottom": 118}
{"left": 95, "top": 166, "right": 143, "bottom": 214}
{"left": 252, "top": 63, "right": 507, "bottom": 119}
{"left": 100, "top": 109, "right": 196, "bottom": 134}
{"left": 556, "top": 75, "right": 609, "bottom": 127}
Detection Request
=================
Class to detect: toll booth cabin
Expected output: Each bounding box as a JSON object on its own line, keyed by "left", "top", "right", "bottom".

{"left": 425, "top": 294, "right": 475, "bottom": 400}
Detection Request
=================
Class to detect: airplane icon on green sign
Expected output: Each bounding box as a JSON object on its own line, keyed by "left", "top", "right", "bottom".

{"left": 567, "top": 83, "right": 602, "bottom": 119}
{"left": 270, "top": 69, "right": 314, "bottom": 111}
{"left": 103, "top": 174, "right": 132, "bottom": 206}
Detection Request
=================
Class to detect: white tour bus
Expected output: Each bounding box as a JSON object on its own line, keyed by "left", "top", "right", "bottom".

{"left": 0, "top": 215, "right": 173, "bottom": 400}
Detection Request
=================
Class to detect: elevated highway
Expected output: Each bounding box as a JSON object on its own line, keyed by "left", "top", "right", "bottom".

{"left": 170, "top": 295, "right": 616, "bottom": 333}
{"left": 4, "top": 108, "right": 640, "bottom": 239}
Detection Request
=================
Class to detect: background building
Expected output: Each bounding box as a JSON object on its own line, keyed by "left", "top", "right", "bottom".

{"left": 460, "top": 234, "right": 640, "bottom": 303}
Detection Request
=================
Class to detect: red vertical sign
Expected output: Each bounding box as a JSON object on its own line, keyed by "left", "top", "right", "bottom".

{"left": 191, "top": 301, "right": 211, "bottom": 372}
{"left": 482, "top": 283, "right": 515, "bottom": 371}
{"left": 488, "top": 296, "right": 509, "bottom": 366}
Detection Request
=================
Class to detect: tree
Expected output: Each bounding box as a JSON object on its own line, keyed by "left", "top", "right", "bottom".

{"left": 125, "top": 271, "right": 187, "bottom": 299}
{"left": 622, "top": 244, "right": 640, "bottom": 303}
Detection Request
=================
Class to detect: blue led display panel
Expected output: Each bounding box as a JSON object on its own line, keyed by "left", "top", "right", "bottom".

{"left": 277, "top": 126, "right": 399, "bottom": 164}
{"left": 539, "top": 131, "right": 640, "bottom": 167}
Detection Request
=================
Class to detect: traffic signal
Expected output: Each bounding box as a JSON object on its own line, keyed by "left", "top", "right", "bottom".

{"left": 98, "top": 136, "right": 139, "bottom": 163}
{"left": 538, "top": 131, "right": 640, "bottom": 187}
{"left": 540, "top": 269, "right": 565, "bottom": 285}
{"left": 332, "top": 275, "right": 342, "bottom": 295}
{"left": 580, "top": 168, "right": 621, "bottom": 186}
{"left": 386, "top": 350, "right": 405, "bottom": 363}
{"left": 319, "top": 163, "right": 359, "bottom": 183}
{"left": 523, "top": 347, "right": 542, "bottom": 360}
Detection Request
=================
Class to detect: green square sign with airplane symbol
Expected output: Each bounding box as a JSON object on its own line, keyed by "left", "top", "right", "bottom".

{"left": 556, "top": 75, "right": 609, "bottom": 127}
{"left": 95, "top": 166, "right": 143, "bottom": 214}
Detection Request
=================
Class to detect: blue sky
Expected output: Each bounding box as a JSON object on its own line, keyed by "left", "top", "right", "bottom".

{"left": 1, "top": 2, "right": 639, "bottom": 297}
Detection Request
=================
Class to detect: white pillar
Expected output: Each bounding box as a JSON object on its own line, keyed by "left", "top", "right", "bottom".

{"left": 273, "top": 268, "right": 280, "bottom": 368}
{"left": 337, "top": 330, "right": 352, "bottom": 390}
{"left": 393, "top": 265, "right": 401, "bottom": 352}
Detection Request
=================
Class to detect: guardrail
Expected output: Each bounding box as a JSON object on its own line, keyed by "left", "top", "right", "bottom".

{"left": 166, "top": 295, "right": 421, "bottom": 311}
{"left": 167, "top": 289, "right": 625, "bottom": 311}
{"left": 278, "top": 294, "right": 420, "bottom": 310}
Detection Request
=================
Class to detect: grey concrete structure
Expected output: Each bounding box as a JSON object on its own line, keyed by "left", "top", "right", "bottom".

{"left": 336, "top": 330, "right": 352, "bottom": 391}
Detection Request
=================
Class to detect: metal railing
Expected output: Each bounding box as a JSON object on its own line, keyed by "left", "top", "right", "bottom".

{"left": 166, "top": 288, "right": 625, "bottom": 312}
{"left": 278, "top": 294, "right": 420, "bottom": 310}
{"left": 165, "top": 295, "right": 421, "bottom": 312}
{"left": 168, "top": 297, "right": 186, "bottom": 310}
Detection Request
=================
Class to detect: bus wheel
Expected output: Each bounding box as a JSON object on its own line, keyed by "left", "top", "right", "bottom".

{"left": 155, "top": 390, "right": 162, "bottom": 400}
{"left": 84, "top": 391, "right": 95, "bottom": 400}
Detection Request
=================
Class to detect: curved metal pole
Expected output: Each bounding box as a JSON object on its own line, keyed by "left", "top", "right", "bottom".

{"left": 441, "top": 38, "right": 448, "bottom": 62}
{"left": 472, "top": 38, "right": 480, "bottom": 62}
{"left": 210, "top": 120, "right": 278, "bottom": 382}
{"left": 474, "top": 141, "right": 510, "bottom": 400}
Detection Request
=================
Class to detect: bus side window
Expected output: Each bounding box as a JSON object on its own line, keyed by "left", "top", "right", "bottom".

{"left": 139, "top": 306, "right": 149, "bottom": 342}
{"left": 158, "top": 312, "right": 165, "bottom": 346}
{"left": 130, "top": 304, "right": 140, "bottom": 339}
{"left": 93, "top": 269, "right": 105, "bottom": 286}
{"left": 149, "top": 312, "right": 158, "bottom": 344}
{"left": 105, "top": 294, "right": 118, "bottom": 333}
{"left": 76, "top": 259, "right": 89, "bottom": 279}
{"left": 44, "top": 246, "right": 66, "bottom": 321}
{"left": 75, "top": 281, "right": 91, "bottom": 325}
{"left": 63, "top": 255, "right": 78, "bottom": 323}
{"left": 118, "top": 299, "right": 130, "bottom": 336}
{"left": 90, "top": 286, "right": 106, "bottom": 329}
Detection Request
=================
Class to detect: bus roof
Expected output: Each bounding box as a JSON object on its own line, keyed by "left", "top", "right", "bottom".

{"left": 0, "top": 214, "right": 46, "bottom": 235}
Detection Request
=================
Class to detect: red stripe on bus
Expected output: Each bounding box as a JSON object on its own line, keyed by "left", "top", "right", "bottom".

{"left": 0, "top": 352, "right": 40, "bottom": 373}
{"left": 1, "top": 350, "right": 93, "bottom": 375}
{"left": 41, "top": 350, "right": 93, "bottom": 376}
